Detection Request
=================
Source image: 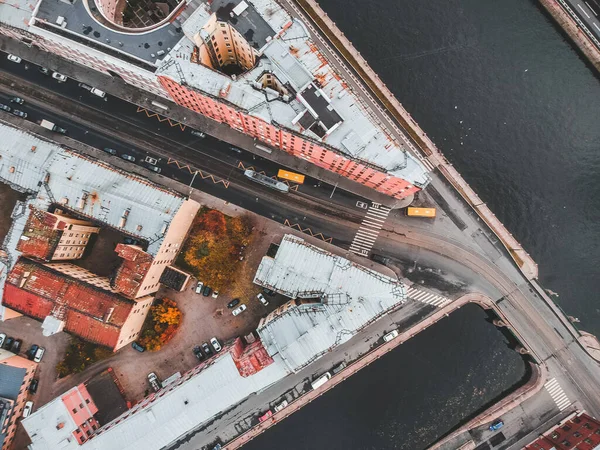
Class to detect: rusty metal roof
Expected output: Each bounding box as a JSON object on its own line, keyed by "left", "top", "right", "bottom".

{"left": 16, "top": 209, "right": 64, "bottom": 261}
{"left": 112, "top": 244, "right": 154, "bottom": 298}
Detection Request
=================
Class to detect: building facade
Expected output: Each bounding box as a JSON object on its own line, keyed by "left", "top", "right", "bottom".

{"left": 524, "top": 411, "right": 600, "bottom": 450}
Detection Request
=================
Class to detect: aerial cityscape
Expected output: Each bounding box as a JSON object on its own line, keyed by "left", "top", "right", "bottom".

{"left": 0, "top": 0, "right": 599, "bottom": 448}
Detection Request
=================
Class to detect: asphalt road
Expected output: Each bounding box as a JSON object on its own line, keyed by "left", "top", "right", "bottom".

{"left": 562, "top": 0, "right": 600, "bottom": 47}
{"left": 2, "top": 44, "right": 600, "bottom": 450}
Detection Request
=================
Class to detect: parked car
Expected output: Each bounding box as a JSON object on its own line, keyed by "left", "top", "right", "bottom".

{"left": 258, "top": 410, "right": 273, "bottom": 422}
{"left": 202, "top": 285, "right": 212, "bottom": 297}
{"left": 54, "top": 126, "right": 68, "bottom": 135}
{"left": 257, "top": 293, "right": 269, "bottom": 306}
{"left": 201, "top": 342, "right": 212, "bottom": 356}
{"left": 489, "top": 419, "right": 504, "bottom": 431}
{"left": 383, "top": 330, "right": 399, "bottom": 342}
{"left": 121, "top": 154, "right": 136, "bottom": 162}
{"left": 29, "top": 378, "right": 39, "bottom": 394}
{"left": 147, "top": 165, "right": 161, "bottom": 174}
{"left": 0, "top": 333, "right": 6, "bottom": 348}
{"left": 232, "top": 304, "right": 247, "bottom": 316}
{"left": 12, "top": 110, "right": 27, "bottom": 119}
{"left": 210, "top": 337, "right": 221, "bottom": 353}
{"left": 211, "top": 290, "right": 219, "bottom": 299}
{"left": 52, "top": 72, "right": 67, "bottom": 82}
{"left": 131, "top": 341, "right": 145, "bottom": 352}
{"left": 39, "top": 67, "right": 50, "bottom": 75}
{"left": 148, "top": 372, "right": 161, "bottom": 392}
{"left": 34, "top": 347, "right": 45, "bottom": 363}
{"left": 274, "top": 400, "right": 288, "bottom": 412}
{"left": 7, "top": 54, "right": 22, "bottom": 63}
{"left": 90, "top": 88, "right": 106, "bottom": 98}
{"left": 3, "top": 337, "right": 14, "bottom": 350}
{"left": 0, "top": 103, "right": 11, "bottom": 112}
{"left": 27, "top": 344, "right": 39, "bottom": 361}
{"left": 193, "top": 346, "right": 205, "bottom": 361}
{"left": 11, "top": 97, "right": 24, "bottom": 105}
{"left": 195, "top": 281, "right": 204, "bottom": 294}
{"left": 227, "top": 298, "right": 240, "bottom": 309}
{"left": 103, "top": 147, "right": 118, "bottom": 155}
{"left": 10, "top": 339, "right": 22, "bottom": 353}
{"left": 264, "top": 289, "right": 276, "bottom": 297}
{"left": 123, "top": 237, "right": 142, "bottom": 246}
{"left": 22, "top": 401, "right": 34, "bottom": 418}
{"left": 190, "top": 130, "right": 205, "bottom": 138}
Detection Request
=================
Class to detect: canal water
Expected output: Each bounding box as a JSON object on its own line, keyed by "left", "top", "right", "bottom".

{"left": 313, "top": 0, "right": 600, "bottom": 337}
{"left": 242, "top": 304, "right": 528, "bottom": 450}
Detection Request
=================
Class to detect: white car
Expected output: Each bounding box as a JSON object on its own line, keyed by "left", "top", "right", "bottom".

{"left": 232, "top": 304, "right": 247, "bottom": 316}
{"left": 383, "top": 329, "right": 399, "bottom": 342}
{"left": 7, "top": 54, "right": 22, "bottom": 63}
{"left": 195, "top": 281, "right": 204, "bottom": 294}
{"left": 210, "top": 337, "right": 221, "bottom": 352}
{"left": 33, "top": 347, "right": 45, "bottom": 363}
{"left": 0, "top": 333, "right": 6, "bottom": 347}
{"left": 52, "top": 72, "right": 68, "bottom": 82}
{"left": 22, "top": 401, "right": 34, "bottom": 418}
{"left": 211, "top": 290, "right": 219, "bottom": 299}
{"left": 147, "top": 372, "right": 161, "bottom": 392}
{"left": 257, "top": 293, "right": 269, "bottom": 306}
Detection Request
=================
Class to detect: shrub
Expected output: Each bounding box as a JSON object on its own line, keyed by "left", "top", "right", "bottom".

{"left": 56, "top": 337, "right": 113, "bottom": 378}
{"left": 138, "top": 298, "right": 182, "bottom": 352}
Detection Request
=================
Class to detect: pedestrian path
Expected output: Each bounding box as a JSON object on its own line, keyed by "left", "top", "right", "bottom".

{"left": 405, "top": 285, "right": 451, "bottom": 308}
{"left": 544, "top": 378, "right": 572, "bottom": 411}
{"left": 349, "top": 203, "right": 390, "bottom": 256}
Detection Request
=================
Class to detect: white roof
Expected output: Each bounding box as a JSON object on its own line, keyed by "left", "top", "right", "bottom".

{"left": 254, "top": 234, "right": 406, "bottom": 372}
{"left": 24, "top": 353, "right": 288, "bottom": 450}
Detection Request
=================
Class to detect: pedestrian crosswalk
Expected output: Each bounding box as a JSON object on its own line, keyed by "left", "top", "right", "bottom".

{"left": 405, "top": 285, "right": 451, "bottom": 308}
{"left": 349, "top": 204, "right": 391, "bottom": 256}
{"left": 544, "top": 378, "right": 572, "bottom": 411}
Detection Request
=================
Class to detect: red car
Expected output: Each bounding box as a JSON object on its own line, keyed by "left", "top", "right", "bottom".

{"left": 258, "top": 411, "right": 273, "bottom": 423}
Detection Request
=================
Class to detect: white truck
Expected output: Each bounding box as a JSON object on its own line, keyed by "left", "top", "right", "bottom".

{"left": 40, "top": 119, "right": 67, "bottom": 134}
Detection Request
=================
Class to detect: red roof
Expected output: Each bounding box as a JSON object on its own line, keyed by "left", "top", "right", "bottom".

{"left": 525, "top": 412, "right": 600, "bottom": 450}
{"left": 16, "top": 209, "right": 64, "bottom": 261}
{"left": 112, "top": 244, "right": 153, "bottom": 298}
{"left": 230, "top": 337, "right": 274, "bottom": 377}
{"left": 3, "top": 258, "right": 135, "bottom": 349}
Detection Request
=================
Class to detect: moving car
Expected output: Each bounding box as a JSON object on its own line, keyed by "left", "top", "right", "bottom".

{"left": 232, "top": 304, "right": 247, "bottom": 316}
{"left": 22, "top": 401, "right": 34, "bottom": 418}
{"left": 489, "top": 419, "right": 504, "bottom": 431}
{"left": 193, "top": 346, "right": 205, "bottom": 361}
{"left": 212, "top": 290, "right": 219, "bottom": 299}
{"left": 195, "top": 281, "right": 204, "bottom": 294}
{"left": 257, "top": 293, "right": 269, "bottom": 306}
{"left": 0, "top": 333, "right": 5, "bottom": 347}
{"left": 0, "top": 103, "right": 11, "bottom": 112}
{"left": 210, "top": 337, "right": 221, "bottom": 352}
{"left": 201, "top": 342, "right": 212, "bottom": 356}
{"left": 121, "top": 154, "right": 136, "bottom": 162}
{"left": 7, "top": 54, "right": 22, "bottom": 63}
{"left": 131, "top": 342, "right": 145, "bottom": 352}
{"left": 34, "top": 347, "right": 45, "bottom": 363}
{"left": 10, "top": 339, "right": 22, "bottom": 354}
{"left": 148, "top": 372, "right": 161, "bottom": 392}
{"left": 52, "top": 72, "right": 67, "bottom": 82}
{"left": 190, "top": 130, "right": 205, "bottom": 138}
{"left": 383, "top": 329, "right": 399, "bottom": 342}
{"left": 103, "top": 147, "right": 118, "bottom": 155}
{"left": 227, "top": 298, "right": 240, "bottom": 309}
{"left": 12, "top": 110, "right": 27, "bottom": 119}
{"left": 29, "top": 379, "right": 39, "bottom": 394}
{"left": 202, "top": 285, "right": 212, "bottom": 297}
{"left": 11, "top": 97, "right": 24, "bottom": 105}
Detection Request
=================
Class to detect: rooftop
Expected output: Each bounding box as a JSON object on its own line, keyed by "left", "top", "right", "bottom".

{"left": 3, "top": 258, "right": 138, "bottom": 348}
{"left": 16, "top": 209, "right": 64, "bottom": 261}
{"left": 84, "top": 370, "right": 129, "bottom": 425}
{"left": 254, "top": 234, "right": 405, "bottom": 372}
{"left": 112, "top": 244, "right": 154, "bottom": 298}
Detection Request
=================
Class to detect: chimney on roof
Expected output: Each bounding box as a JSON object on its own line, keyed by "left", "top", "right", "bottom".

{"left": 119, "top": 208, "right": 130, "bottom": 228}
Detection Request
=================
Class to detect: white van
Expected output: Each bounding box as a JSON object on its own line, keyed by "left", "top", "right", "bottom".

{"left": 311, "top": 372, "right": 331, "bottom": 390}
{"left": 90, "top": 88, "right": 106, "bottom": 98}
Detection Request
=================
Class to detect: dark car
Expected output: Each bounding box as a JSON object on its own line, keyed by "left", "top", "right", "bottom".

{"left": 27, "top": 344, "right": 39, "bottom": 361}
{"left": 121, "top": 154, "right": 136, "bottom": 162}
{"left": 103, "top": 147, "right": 118, "bottom": 155}
{"left": 10, "top": 339, "right": 22, "bottom": 353}
{"left": 124, "top": 237, "right": 142, "bottom": 246}
{"left": 11, "top": 97, "right": 24, "bottom": 105}
{"left": 147, "top": 165, "right": 161, "bottom": 174}
{"left": 202, "top": 285, "right": 212, "bottom": 297}
{"left": 3, "top": 337, "right": 14, "bottom": 350}
{"left": 29, "top": 379, "right": 39, "bottom": 394}
{"left": 0, "top": 103, "right": 10, "bottom": 112}
{"left": 12, "top": 110, "right": 27, "bottom": 119}
{"left": 227, "top": 298, "right": 240, "bottom": 309}
{"left": 131, "top": 342, "right": 145, "bottom": 352}
{"left": 54, "top": 126, "right": 68, "bottom": 135}
{"left": 39, "top": 67, "right": 50, "bottom": 75}
{"left": 201, "top": 342, "right": 212, "bottom": 356}
{"left": 193, "top": 346, "right": 205, "bottom": 361}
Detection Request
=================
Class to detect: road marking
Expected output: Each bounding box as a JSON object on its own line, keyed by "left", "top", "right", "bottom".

{"left": 594, "top": 22, "right": 600, "bottom": 31}
{"left": 544, "top": 378, "right": 572, "bottom": 411}
{"left": 577, "top": 3, "right": 591, "bottom": 18}
{"left": 349, "top": 204, "right": 391, "bottom": 256}
{"left": 585, "top": 1, "right": 598, "bottom": 15}
{"left": 405, "top": 286, "right": 451, "bottom": 307}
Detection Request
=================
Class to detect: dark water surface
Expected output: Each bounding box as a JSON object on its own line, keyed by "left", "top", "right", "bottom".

{"left": 315, "top": 0, "right": 600, "bottom": 334}
{"left": 242, "top": 305, "right": 527, "bottom": 450}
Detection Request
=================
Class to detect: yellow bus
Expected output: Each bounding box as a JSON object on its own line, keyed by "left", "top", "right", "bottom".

{"left": 406, "top": 207, "right": 436, "bottom": 218}
{"left": 277, "top": 169, "right": 305, "bottom": 184}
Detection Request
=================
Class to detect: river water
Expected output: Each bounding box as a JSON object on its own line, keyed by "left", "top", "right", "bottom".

{"left": 242, "top": 305, "right": 527, "bottom": 450}
{"left": 242, "top": 0, "right": 600, "bottom": 447}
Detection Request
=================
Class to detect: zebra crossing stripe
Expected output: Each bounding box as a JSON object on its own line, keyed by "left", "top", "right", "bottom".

{"left": 349, "top": 205, "right": 392, "bottom": 256}
{"left": 406, "top": 287, "right": 451, "bottom": 308}
{"left": 544, "top": 378, "right": 572, "bottom": 411}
